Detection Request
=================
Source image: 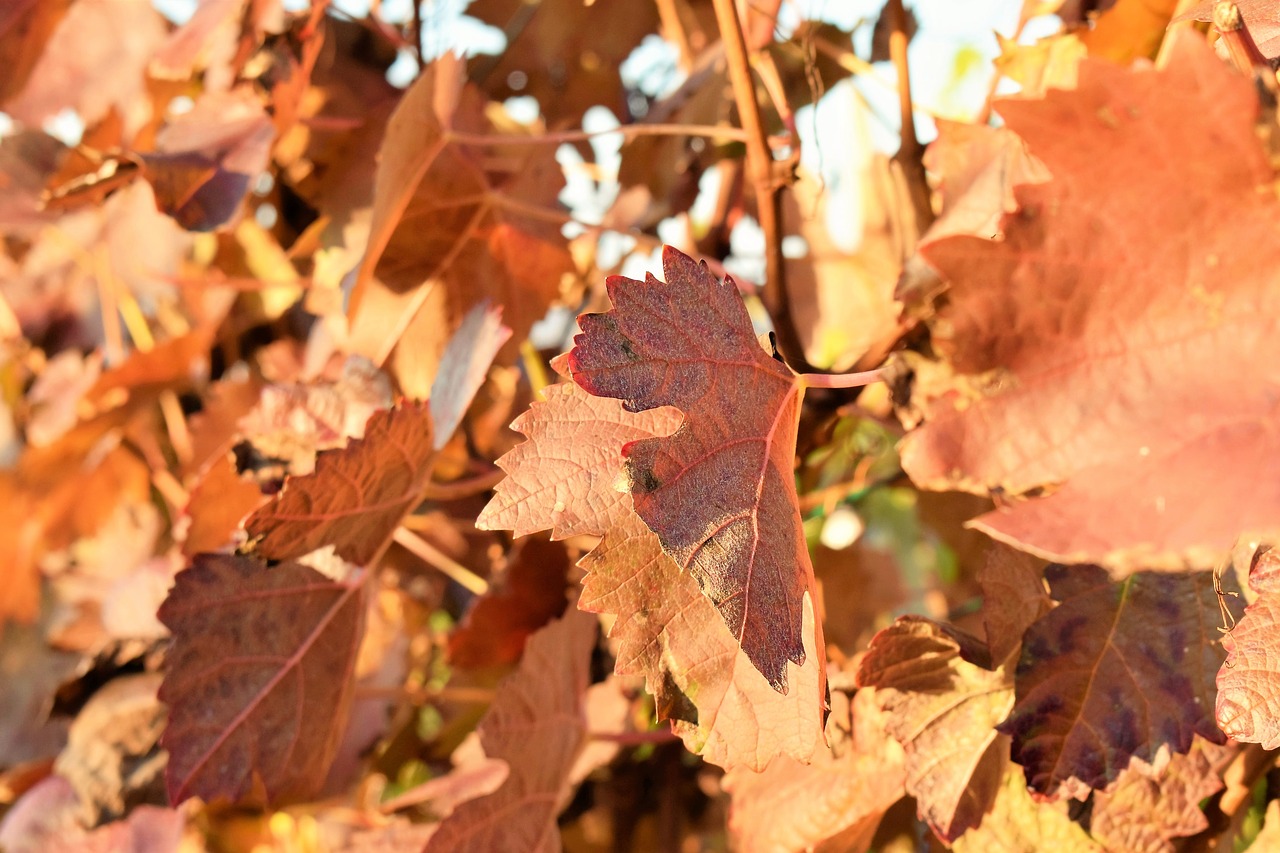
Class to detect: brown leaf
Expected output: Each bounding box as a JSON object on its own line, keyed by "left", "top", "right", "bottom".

{"left": 464, "top": 0, "right": 659, "bottom": 125}
{"left": 998, "top": 565, "right": 1227, "bottom": 798}
{"left": 245, "top": 402, "right": 435, "bottom": 566}
{"left": 348, "top": 54, "right": 570, "bottom": 398}
{"left": 447, "top": 536, "right": 571, "bottom": 669}
{"left": 951, "top": 765, "right": 1103, "bottom": 853}
{"left": 722, "top": 690, "right": 906, "bottom": 853}
{"left": 902, "top": 33, "right": 1280, "bottom": 572}
{"left": 856, "top": 617, "right": 1012, "bottom": 841}
{"left": 0, "top": 613, "right": 84, "bottom": 767}
{"left": 141, "top": 87, "right": 276, "bottom": 232}
{"left": 1217, "top": 550, "right": 1280, "bottom": 749}
{"left": 569, "top": 246, "right": 825, "bottom": 694}
{"left": 425, "top": 608, "right": 596, "bottom": 853}
{"left": 1090, "top": 738, "right": 1235, "bottom": 853}
{"left": 478, "top": 374, "right": 826, "bottom": 769}
{"left": 978, "top": 548, "right": 1052, "bottom": 665}
{"left": 157, "top": 553, "right": 366, "bottom": 806}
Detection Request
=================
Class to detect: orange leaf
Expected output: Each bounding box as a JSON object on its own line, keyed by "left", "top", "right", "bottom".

{"left": 245, "top": 402, "right": 435, "bottom": 566}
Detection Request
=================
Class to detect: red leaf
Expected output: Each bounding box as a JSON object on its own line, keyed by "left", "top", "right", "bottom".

{"left": 478, "top": 373, "right": 826, "bottom": 769}
{"left": 856, "top": 617, "right": 1012, "bottom": 841}
{"left": 425, "top": 608, "right": 595, "bottom": 852}
{"left": 1217, "top": 549, "right": 1280, "bottom": 749}
{"left": 902, "top": 32, "right": 1280, "bottom": 571}
{"left": 978, "top": 548, "right": 1052, "bottom": 665}
{"left": 157, "top": 553, "right": 365, "bottom": 806}
{"left": 568, "top": 245, "right": 823, "bottom": 693}
{"left": 245, "top": 402, "right": 435, "bottom": 566}
{"left": 997, "top": 565, "right": 1227, "bottom": 798}
{"left": 447, "top": 536, "right": 571, "bottom": 669}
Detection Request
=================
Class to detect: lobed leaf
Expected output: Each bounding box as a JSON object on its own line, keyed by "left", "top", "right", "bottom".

{"left": 856, "top": 616, "right": 1011, "bottom": 841}
{"left": 478, "top": 373, "right": 826, "bottom": 769}
{"left": 998, "top": 565, "right": 1226, "bottom": 798}
{"left": 568, "top": 245, "right": 823, "bottom": 693}
{"left": 903, "top": 32, "right": 1280, "bottom": 572}
{"left": 1217, "top": 548, "right": 1280, "bottom": 749}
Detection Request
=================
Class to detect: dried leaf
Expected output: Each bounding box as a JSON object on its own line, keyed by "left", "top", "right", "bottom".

{"left": 1090, "top": 738, "right": 1234, "bottom": 853}
{"left": 951, "top": 766, "right": 1103, "bottom": 853}
{"left": 723, "top": 690, "right": 905, "bottom": 853}
{"left": 998, "top": 565, "right": 1227, "bottom": 798}
{"left": 903, "top": 33, "right": 1280, "bottom": 572}
{"left": 429, "top": 301, "right": 512, "bottom": 447}
{"left": 157, "top": 553, "right": 366, "bottom": 806}
{"left": 569, "top": 246, "right": 824, "bottom": 693}
{"left": 425, "top": 608, "right": 595, "bottom": 852}
{"left": 978, "top": 548, "right": 1052, "bottom": 664}
{"left": 245, "top": 402, "right": 435, "bottom": 566}
{"left": 1217, "top": 551, "right": 1280, "bottom": 749}
{"left": 856, "top": 617, "right": 1012, "bottom": 841}
{"left": 447, "top": 536, "right": 571, "bottom": 669}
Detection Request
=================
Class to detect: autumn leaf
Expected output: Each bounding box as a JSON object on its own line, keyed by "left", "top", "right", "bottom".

{"left": 998, "top": 565, "right": 1227, "bottom": 798}
{"left": 478, "top": 371, "right": 826, "bottom": 769}
{"left": 902, "top": 32, "right": 1280, "bottom": 572}
{"left": 1089, "top": 738, "right": 1234, "bottom": 853}
{"left": 245, "top": 402, "right": 435, "bottom": 566}
{"left": 1175, "top": 2, "right": 1280, "bottom": 58}
{"left": 157, "top": 553, "right": 365, "bottom": 806}
{"left": 978, "top": 548, "right": 1052, "bottom": 665}
{"left": 447, "top": 536, "right": 571, "bottom": 669}
{"left": 425, "top": 608, "right": 595, "bottom": 852}
{"left": 347, "top": 53, "right": 571, "bottom": 398}
{"left": 856, "top": 616, "right": 1012, "bottom": 841}
{"left": 951, "top": 766, "right": 1103, "bottom": 853}
{"left": 1217, "top": 548, "right": 1280, "bottom": 749}
{"left": 722, "top": 689, "right": 905, "bottom": 853}
{"left": 568, "top": 245, "right": 823, "bottom": 693}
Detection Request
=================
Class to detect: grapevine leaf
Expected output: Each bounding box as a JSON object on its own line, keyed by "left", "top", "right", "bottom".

{"left": 998, "top": 565, "right": 1227, "bottom": 798}
{"left": 425, "top": 608, "right": 595, "bottom": 853}
{"left": 722, "top": 690, "right": 905, "bottom": 853}
{"left": 1174, "top": 2, "right": 1280, "bottom": 58}
{"left": 477, "top": 373, "right": 826, "bottom": 769}
{"left": 1217, "top": 549, "right": 1280, "bottom": 749}
{"left": 568, "top": 245, "right": 823, "bottom": 693}
{"left": 245, "top": 402, "right": 435, "bottom": 565}
{"left": 902, "top": 32, "right": 1280, "bottom": 571}
{"left": 447, "top": 536, "right": 571, "bottom": 669}
{"left": 979, "top": 548, "right": 1052, "bottom": 664}
{"left": 856, "top": 616, "right": 1012, "bottom": 841}
{"left": 1090, "top": 738, "right": 1234, "bottom": 853}
{"left": 157, "top": 553, "right": 366, "bottom": 806}
{"left": 951, "top": 766, "right": 1103, "bottom": 853}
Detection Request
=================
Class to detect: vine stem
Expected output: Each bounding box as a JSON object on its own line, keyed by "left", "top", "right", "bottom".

{"left": 799, "top": 369, "right": 885, "bottom": 390}
{"left": 710, "top": 0, "right": 808, "bottom": 371}
{"left": 444, "top": 122, "right": 752, "bottom": 147}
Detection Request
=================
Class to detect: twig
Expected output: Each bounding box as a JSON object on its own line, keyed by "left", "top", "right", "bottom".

{"left": 799, "top": 368, "right": 885, "bottom": 389}
{"left": 710, "top": 0, "right": 807, "bottom": 371}
{"left": 393, "top": 526, "right": 490, "bottom": 595}
{"left": 590, "top": 728, "right": 680, "bottom": 745}
{"left": 417, "top": 468, "right": 507, "bottom": 502}
{"left": 444, "top": 123, "right": 752, "bottom": 147}
{"left": 411, "top": 0, "right": 425, "bottom": 73}
{"left": 887, "top": 0, "right": 934, "bottom": 232}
